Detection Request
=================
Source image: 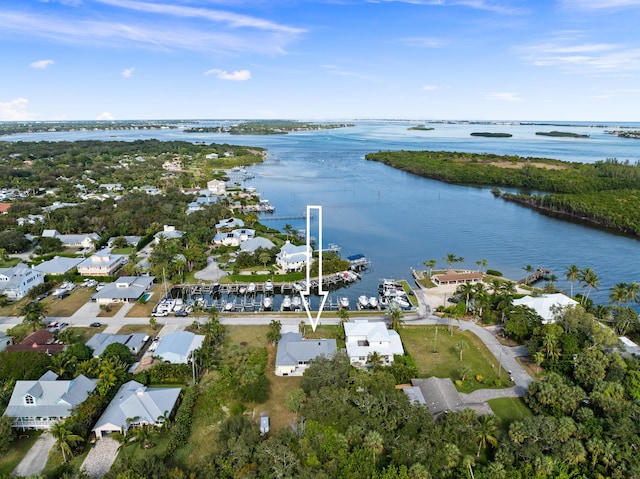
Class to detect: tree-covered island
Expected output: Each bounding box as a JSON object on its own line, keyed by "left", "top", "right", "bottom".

{"left": 470, "top": 132, "right": 512, "bottom": 138}
{"left": 184, "top": 120, "right": 354, "bottom": 135}
{"left": 535, "top": 131, "right": 590, "bottom": 138}
{"left": 365, "top": 150, "right": 640, "bottom": 237}
{"left": 0, "top": 120, "right": 183, "bottom": 136}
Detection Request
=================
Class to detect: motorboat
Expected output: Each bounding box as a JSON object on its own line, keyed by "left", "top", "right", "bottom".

{"left": 368, "top": 296, "right": 379, "bottom": 308}
{"left": 358, "top": 295, "right": 369, "bottom": 308}
{"left": 293, "top": 282, "right": 305, "bottom": 292}
{"left": 292, "top": 295, "right": 302, "bottom": 309}
{"left": 262, "top": 296, "right": 273, "bottom": 310}
{"left": 224, "top": 300, "right": 235, "bottom": 312}
{"left": 340, "top": 297, "right": 350, "bottom": 309}
{"left": 391, "top": 296, "right": 410, "bottom": 309}
{"left": 238, "top": 285, "right": 247, "bottom": 295}
{"left": 264, "top": 280, "right": 274, "bottom": 293}
{"left": 247, "top": 283, "right": 256, "bottom": 294}
{"left": 281, "top": 295, "right": 292, "bottom": 311}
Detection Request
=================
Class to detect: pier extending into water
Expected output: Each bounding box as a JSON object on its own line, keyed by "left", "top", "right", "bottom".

{"left": 517, "top": 268, "right": 552, "bottom": 285}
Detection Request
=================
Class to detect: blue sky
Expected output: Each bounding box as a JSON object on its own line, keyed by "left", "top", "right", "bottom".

{"left": 1, "top": 0, "right": 640, "bottom": 121}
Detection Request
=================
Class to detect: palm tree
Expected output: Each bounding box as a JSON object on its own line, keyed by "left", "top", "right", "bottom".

{"left": 455, "top": 340, "right": 468, "bottom": 362}
{"left": 522, "top": 264, "right": 534, "bottom": 285}
{"left": 443, "top": 253, "right": 462, "bottom": 270}
{"left": 627, "top": 281, "right": 640, "bottom": 304}
{"left": 609, "top": 282, "right": 629, "bottom": 308}
{"left": 363, "top": 430, "right": 384, "bottom": 464}
{"left": 476, "top": 259, "right": 487, "bottom": 273}
{"left": 50, "top": 422, "right": 83, "bottom": 462}
{"left": 564, "top": 264, "right": 580, "bottom": 298}
{"left": 423, "top": 259, "right": 437, "bottom": 275}
{"left": 579, "top": 267, "right": 600, "bottom": 304}
{"left": 475, "top": 415, "right": 500, "bottom": 457}
{"left": 456, "top": 282, "right": 476, "bottom": 314}
{"left": 367, "top": 351, "right": 384, "bottom": 367}
{"left": 19, "top": 301, "right": 49, "bottom": 332}
{"left": 130, "top": 424, "right": 152, "bottom": 449}
{"left": 385, "top": 302, "right": 404, "bottom": 331}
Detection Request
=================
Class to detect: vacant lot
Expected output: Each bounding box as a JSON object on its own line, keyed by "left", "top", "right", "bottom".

{"left": 400, "top": 325, "right": 510, "bottom": 393}
{"left": 488, "top": 397, "right": 532, "bottom": 427}
{"left": 44, "top": 288, "right": 94, "bottom": 317}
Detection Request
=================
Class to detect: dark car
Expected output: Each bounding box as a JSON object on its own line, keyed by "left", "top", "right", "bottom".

{"left": 90, "top": 322, "right": 101, "bottom": 327}
{"left": 174, "top": 310, "right": 189, "bottom": 317}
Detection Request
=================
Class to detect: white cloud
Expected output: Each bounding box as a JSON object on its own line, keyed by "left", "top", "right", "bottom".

{"left": 121, "top": 68, "right": 134, "bottom": 78}
{"left": 0, "top": 97, "right": 32, "bottom": 120}
{"left": 422, "top": 85, "right": 438, "bottom": 91}
{"left": 562, "top": 0, "right": 640, "bottom": 9}
{"left": 402, "top": 37, "right": 447, "bottom": 48}
{"left": 30, "top": 59, "right": 54, "bottom": 69}
{"left": 486, "top": 92, "right": 523, "bottom": 102}
{"left": 373, "top": 0, "right": 526, "bottom": 14}
{"left": 96, "top": 111, "right": 114, "bottom": 120}
{"left": 204, "top": 69, "right": 251, "bottom": 81}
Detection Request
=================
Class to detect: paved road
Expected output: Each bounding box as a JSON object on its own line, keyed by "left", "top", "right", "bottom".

{"left": 13, "top": 432, "right": 56, "bottom": 477}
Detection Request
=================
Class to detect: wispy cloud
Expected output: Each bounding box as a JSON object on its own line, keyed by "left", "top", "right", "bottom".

{"left": 121, "top": 67, "right": 134, "bottom": 78}
{"left": 523, "top": 38, "right": 640, "bottom": 74}
{"left": 321, "top": 65, "right": 379, "bottom": 82}
{"left": 370, "top": 0, "right": 527, "bottom": 14}
{"left": 402, "top": 37, "right": 447, "bottom": 48}
{"left": 204, "top": 69, "right": 251, "bottom": 81}
{"left": 422, "top": 85, "right": 438, "bottom": 90}
{"left": 486, "top": 92, "right": 523, "bottom": 102}
{"left": 30, "top": 59, "right": 54, "bottom": 69}
{"left": 561, "top": 0, "right": 640, "bottom": 9}
{"left": 96, "top": 111, "right": 114, "bottom": 120}
{"left": 0, "top": 97, "right": 32, "bottom": 120}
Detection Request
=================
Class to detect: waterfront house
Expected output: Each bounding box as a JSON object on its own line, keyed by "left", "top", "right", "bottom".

{"left": 432, "top": 270, "right": 483, "bottom": 286}
{"left": 4, "top": 371, "right": 97, "bottom": 430}
{"left": 41, "top": 229, "right": 100, "bottom": 249}
{"left": 207, "top": 179, "right": 226, "bottom": 195}
{"left": 215, "top": 217, "right": 244, "bottom": 230}
{"left": 77, "top": 249, "right": 126, "bottom": 277}
{"left": 92, "top": 380, "right": 181, "bottom": 439}
{"left": 33, "top": 256, "right": 84, "bottom": 276}
{"left": 0, "top": 263, "right": 44, "bottom": 301}
{"left": 276, "top": 241, "right": 312, "bottom": 272}
{"left": 86, "top": 333, "right": 149, "bottom": 357}
{"left": 6, "top": 330, "right": 65, "bottom": 355}
{"left": 90, "top": 276, "right": 155, "bottom": 305}
{"left": 275, "top": 332, "right": 337, "bottom": 376}
{"left": 344, "top": 320, "right": 404, "bottom": 366}
{"left": 154, "top": 331, "right": 204, "bottom": 364}
{"left": 213, "top": 228, "right": 256, "bottom": 247}
{"left": 240, "top": 237, "right": 276, "bottom": 253}
{"left": 512, "top": 293, "right": 578, "bottom": 324}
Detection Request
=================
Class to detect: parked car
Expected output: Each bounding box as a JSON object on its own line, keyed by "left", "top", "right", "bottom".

{"left": 174, "top": 310, "right": 188, "bottom": 317}
{"left": 90, "top": 322, "right": 101, "bottom": 327}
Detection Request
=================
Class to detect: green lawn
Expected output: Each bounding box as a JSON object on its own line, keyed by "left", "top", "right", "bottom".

{"left": 44, "top": 288, "right": 94, "bottom": 317}
{"left": 0, "top": 432, "right": 42, "bottom": 476}
{"left": 487, "top": 397, "right": 532, "bottom": 427}
{"left": 117, "top": 324, "right": 157, "bottom": 337}
{"left": 400, "top": 325, "right": 510, "bottom": 393}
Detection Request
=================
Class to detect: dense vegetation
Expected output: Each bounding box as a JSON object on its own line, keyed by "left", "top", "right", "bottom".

{"left": 366, "top": 150, "right": 640, "bottom": 236}
{"left": 0, "top": 121, "right": 182, "bottom": 136}
{"left": 407, "top": 126, "right": 434, "bottom": 131}
{"left": 535, "top": 131, "right": 589, "bottom": 138}
{"left": 470, "top": 132, "right": 512, "bottom": 137}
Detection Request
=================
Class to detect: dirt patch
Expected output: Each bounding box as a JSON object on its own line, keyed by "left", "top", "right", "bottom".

{"left": 491, "top": 161, "right": 568, "bottom": 170}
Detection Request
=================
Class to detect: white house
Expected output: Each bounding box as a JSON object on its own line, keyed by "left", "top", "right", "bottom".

{"left": 275, "top": 332, "right": 337, "bottom": 376}
{"left": 92, "top": 380, "right": 181, "bottom": 439}
{"left": 86, "top": 333, "right": 149, "bottom": 357}
{"left": 3, "top": 371, "right": 97, "bottom": 430}
{"left": 240, "top": 237, "right": 276, "bottom": 253}
{"left": 33, "top": 256, "right": 84, "bottom": 276}
{"left": 0, "top": 263, "right": 44, "bottom": 300}
{"left": 213, "top": 228, "right": 256, "bottom": 247}
{"left": 77, "top": 249, "right": 126, "bottom": 277}
{"left": 207, "top": 179, "right": 226, "bottom": 195}
{"left": 41, "top": 229, "right": 100, "bottom": 249}
{"left": 276, "top": 241, "right": 312, "bottom": 272}
{"left": 344, "top": 320, "right": 405, "bottom": 366}
{"left": 215, "top": 217, "right": 244, "bottom": 230}
{"left": 90, "top": 276, "right": 155, "bottom": 304}
{"left": 153, "top": 225, "right": 184, "bottom": 243}
{"left": 154, "top": 331, "right": 204, "bottom": 364}
{"left": 512, "top": 293, "right": 578, "bottom": 324}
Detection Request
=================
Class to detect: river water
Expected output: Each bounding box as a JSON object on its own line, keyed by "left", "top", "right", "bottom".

{"left": 5, "top": 120, "right": 640, "bottom": 306}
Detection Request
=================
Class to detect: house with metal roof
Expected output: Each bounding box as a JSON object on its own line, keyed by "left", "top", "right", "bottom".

{"left": 3, "top": 371, "right": 97, "bottom": 430}
{"left": 90, "top": 276, "right": 155, "bottom": 305}
{"left": 215, "top": 217, "right": 244, "bottom": 230}
{"left": 0, "top": 263, "right": 44, "bottom": 300}
{"left": 275, "top": 332, "right": 337, "bottom": 376}
{"left": 213, "top": 228, "right": 255, "bottom": 247}
{"left": 86, "top": 333, "right": 149, "bottom": 357}
{"left": 33, "top": 256, "right": 84, "bottom": 276}
{"left": 512, "top": 293, "right": 578, "bottom": 324}
{"left": 92, "top": 380, "right": 181, "bottom": 439}
{"left": 41, "top": 229, "right": 100, "bottom": 249}
{"left": 153, "top": 225, "right": 184, "bottom": 243}
{"left": 77, "top": 249, "right": 126, "bottom": 277}
{"left": 344, "top": 320, "right": 405, "bottom": 366}
{"left": 154, "top": 331, "right": 204, "bottom": 364}
{"left": 240, "top": 237, "right": 276, "bottom": 253}
{"left": 276, "top": 241, "right": 312, "bottom": 272}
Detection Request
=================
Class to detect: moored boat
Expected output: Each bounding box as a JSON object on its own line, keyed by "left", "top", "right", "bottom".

{"left": 340, "top": 297, "right": 350, "bottom": 309}
{"left": 368, "top": 296, "right": 379, "bottom": 308}
{"left": 264, "top": 280, "right": 274, "bottom": 293}
{"left": 282, "top": 295, "right": 292, "bottom": 311}
{"left": 358, "top": 295, "right": 369, "bottom": 308}
{"left": 262, "top": 296, "right": 273, "bottom": 310}
{"left": 247, "top": 283, "right": 256, "bottom": 294}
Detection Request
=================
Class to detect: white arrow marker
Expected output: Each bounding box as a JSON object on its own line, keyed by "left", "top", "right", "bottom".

{"left": 301, "top": 205, "right": 327, "bottom": 331}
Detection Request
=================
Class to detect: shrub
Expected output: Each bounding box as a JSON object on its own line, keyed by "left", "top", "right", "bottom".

{"left": 455, "top": 380, "right": 463, "bottom": 387}
{"left": 486, "top": 269, "right": 503, "bottom": 277}
{"left": 475, "top": 375, "right": 484, "bottom": 383}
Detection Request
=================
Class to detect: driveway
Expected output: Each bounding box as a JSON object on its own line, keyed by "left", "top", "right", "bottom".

{"left": 80, "top": 437, "right": 120, "bottom": 478}
{"left": 13, "top": 431, "right": 56, "bottom": 477}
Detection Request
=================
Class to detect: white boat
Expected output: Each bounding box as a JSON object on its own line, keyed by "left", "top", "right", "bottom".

{"left": 281, "top": 295, "right": 292, "bottom": 311}
{"left": 391, "top": 296, "right": 410, "bottom": 309}
{"left": 262, "top": 296, "right": 273, "bottom": 310}
{"left": 368, "top": 296, "right": 379, "bottom": 308}
{"left": 173, "top": 298, "right": 184, "bottom": 311}
{"left": 292, "top": 295, "right": 302, "bottom": 309}
{"left": 247, "top": 283, "right": 256, "bottom": 294}
{"left": 238, "top": 285, "right": 247, "bottom": 295}
{"left": 264, "top": 280, "right": 274, "bottom": 293}
{"left": 224, "top": 300, "right": 235, "bottom": 312}
{"left": 358, "top": 295, "right": 369, "bottom": 308}
{"left": 340, "top": 297, "right": 350, "bottom": 309}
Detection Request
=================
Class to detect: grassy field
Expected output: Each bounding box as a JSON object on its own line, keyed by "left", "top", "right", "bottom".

{"left": 66, "top": 325, "right": 106, "bottom": 343}
{"left": 487, "top": 397, "right": 532, "bottom": 427}
{"left": 400, "top": 325, "right": 510, "bottom": 393}
{"left": 0, "top": 432, "right": 41, "bottom": 476}
{"left": 97, "top": 303, "right": 124, "bottom": 317}
{"left": 117, "top": 324, "right": 156, "bottom": 336}
{"left": 44, "top": 287, "right": 94, "bottom": 317}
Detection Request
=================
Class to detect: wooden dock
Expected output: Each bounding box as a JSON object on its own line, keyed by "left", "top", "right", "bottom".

{"left": 517, "top": 268, "right": 552, "bottom": 285}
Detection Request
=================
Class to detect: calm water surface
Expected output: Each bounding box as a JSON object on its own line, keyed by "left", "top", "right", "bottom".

{"left": 7, "top": 121, "right": 640, "bottom": 305}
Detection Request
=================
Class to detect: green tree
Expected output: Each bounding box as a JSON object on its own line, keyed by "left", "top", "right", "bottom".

{"left": 386, "top": 302, "right": 404, "bottom": 332}
{"left": 475, "top": 414, "right": 500, "bottom": 457}
{"left": 363, "top": 429, "right": 384, "bottom": 464}
{"left": 284, "top": 388, "right": 306, "bottom": 417}
{"left": 0, "top": 415, "right": 14, "bottom": 457}
{"left": 267, "top": 320, "right": 282, "bottom": 345}
{"left": 455, "top": 340, "right": 468, "bottom": 362}
{"left": 50, "top": 421, "right": 83, "bottom": 462}
{"left": 19, "top": 301, "right": 49, "bottom": 332}
{"left": 367, "top": 351, "right": 384, "bottom": 367}
{"left": 423, "top": 259, "right": 437, "bottom": 275}
{"left": 444, "top": 253, "right": 463, "bottom": 270}
{"left": 579, "top": 267, "right": 600, "bottom": 304}
{"left": 102, "top": 342, "right": 133, "bottom": 365}
{"left": 564, "top": 264, "right": 580, "bottom": 298}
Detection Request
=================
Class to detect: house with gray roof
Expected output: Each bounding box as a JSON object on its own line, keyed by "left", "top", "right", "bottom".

{"left": 4, "top": 371, "right": 97, "bottom": 430}
{"left": 240, "top": 237, "right": 275, "bottom": 253}
{"left": 86, "top": 333, "right": 149, "bottom": 357}
{"left": 90, "top": 276, "right": 155, "bottom": 305}
{"left": 0, "top": 263, "right": 44, "bottom": 300}
{"left": 33, "top": 256, "right": 84, "bottom": 276}
{"left": 276, "top": 240, "right": 312, "bottom": 272}
{"left": 215, "top": 217, "right": 244, "bottom": 230}
{"left": 77, "top": 249, "right": 126, "bottom": 277}
{"left": 41, "top": 229, "right": 100, "bottom": 249}
{"left": 213, "top": 228, "right": 255, "bottom": 247}
{"left": 153, "top": 225, "right": 184, "bottom": 243}
{"left": 92, "top": 380, "right": 181, "bottom": 439}
{"left": 275, "top": 332, "right": 337, "bottom": 376}
{"left": 106, "top": 236, "right": 142, "bottom": 248}
{"left": 154, "top": 331, "right": 204, "bottom": 364}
